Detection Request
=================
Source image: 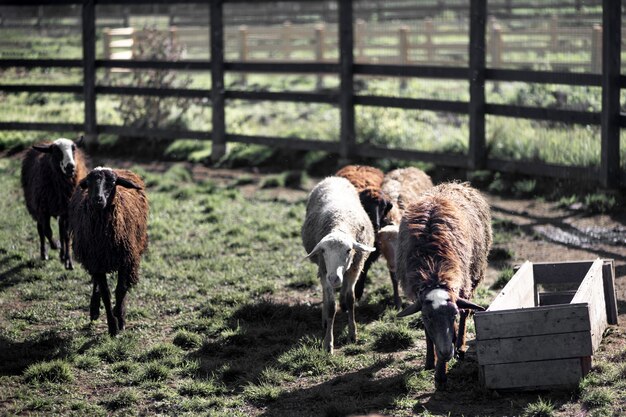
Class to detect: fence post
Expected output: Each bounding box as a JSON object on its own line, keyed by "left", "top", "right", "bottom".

{"left": 355, "top": 19, "right": 366, "bottom": 61}
{"left": 600, "top": 0, "right": 621, "bottom": 188}
{"left": 210, "top": 0, "right": 226, "bottom": 161}
{"left": 399, "top": 26, "right": 409, "bottom": 89}
{"left": 315, "top": 23, "right": 325, "bottom": 90}
{"left": 425, "top": 18, "right": 434, "bottom": 61}
{"left": 282, "top": 21, "right": 292, "bottom": 59}
{"left": 238, "top": 25, "right": 248, "bottom": 85}
{"left": 469, "top": 0, "right": 486, "bottom": 170}
{"left": 339, "top": 0, "right": 355, "bottom": 162}
{"left": 82, "top": 0, "right": 97, "bottom": 148}
{"left": 591, "top": 24, "right": 602, "bottom": 73}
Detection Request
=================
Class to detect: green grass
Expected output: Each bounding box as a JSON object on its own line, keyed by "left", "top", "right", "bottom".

{"left": 523, "top": 397, "right": 555, "bottom": 417}
{"left": 23, "top": 360, "right": 74, "bottom": 384}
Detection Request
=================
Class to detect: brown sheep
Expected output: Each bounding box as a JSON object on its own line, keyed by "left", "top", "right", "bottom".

{"left": 335, "top": 165, "right": 392, "bottom": 301}
{"left": 21, "top": 137, "right": 88, "bottom": 269}
{"left": 396, "top": 182, "right": 492, "bottom": 387}
{"left": 379, "top": 167, "right": 433, "bottom": 308}
{"left": 69, "top": 167, "right": 148, "bottom": 336}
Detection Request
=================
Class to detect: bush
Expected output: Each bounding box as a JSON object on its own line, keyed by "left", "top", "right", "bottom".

{"left": 23, "top": 360, "right": 73, "bottom": 383}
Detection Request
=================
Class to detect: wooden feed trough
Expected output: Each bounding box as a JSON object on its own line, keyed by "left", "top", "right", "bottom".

{"left": 474, "top": 259, "right": 618, "bottom": 390}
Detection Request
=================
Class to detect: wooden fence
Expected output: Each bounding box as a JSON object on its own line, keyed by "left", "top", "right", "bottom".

{"left": 0, "top": 1, "right": 606, "bottom": 30}
{"left": 0, "top": 0, "right": 623, "bottom": 188}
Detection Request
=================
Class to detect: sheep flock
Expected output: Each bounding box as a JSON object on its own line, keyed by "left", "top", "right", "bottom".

{"left": 20, "top": 139, "right": 493, "bottom": 388}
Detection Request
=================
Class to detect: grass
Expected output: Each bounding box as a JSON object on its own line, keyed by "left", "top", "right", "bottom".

{"left": 523, "top": 397, "right": 555, "bottom": 417}
{"left": 0, "top": 157, "right": 623, "bottom": 416}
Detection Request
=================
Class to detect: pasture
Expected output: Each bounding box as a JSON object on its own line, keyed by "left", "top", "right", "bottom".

{"left": 0, "top": 155, "right": 625, "bottom": 417}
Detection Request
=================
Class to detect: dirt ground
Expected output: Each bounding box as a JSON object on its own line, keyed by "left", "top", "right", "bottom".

{"left": 101, "top": 158, "right": 626, "bottom": 416}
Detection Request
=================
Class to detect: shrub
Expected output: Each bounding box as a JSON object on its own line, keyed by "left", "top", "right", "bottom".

{"left": 523, "top": 397, "right": 555, "bottom": 417}
{"left": 491, "top": 267, "right": 515, "bottom": 290}
{"left": 23, "top": 360, "right": 73, "bottom": 383}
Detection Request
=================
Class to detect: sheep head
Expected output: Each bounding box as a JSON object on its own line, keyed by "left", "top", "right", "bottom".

{"left": 359, "top": 188, "right": 392, "bottom": 232}
{"left": 32, "top": 136, "right": 84, "bottom": 178}
{"left": 79, "top": 167, "right": 142, "bottom": 210}
{"left": 305, "top": 231, "right": 375, "bottom": 288}
{"left": 398, "top": 287, "right": 484, "bottom": 362}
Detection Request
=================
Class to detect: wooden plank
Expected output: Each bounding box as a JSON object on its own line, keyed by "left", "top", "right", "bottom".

{"left": 353, "top": 145, "right": 468, "bottom": 168}
{"left": 225, "top": 90, "right": 338, "bottom": 104}
{"left": 353, "top": 64, "right": 466, "bottom": 79}
{"left": 225, "top": 61, "right": 339, "bottom": 74}
{"left": 477, "top": 331, "right": 593, "bottom": 365}
{"left": 572, "top": 259, "right": 607, "bottom": 351}
{"left": 97, "top": 86, "right": 208, "bottom": 98}
{"left": 482, "top": 358, "right": 584, "bottom": 390}
{"left": 602, "top": 260, "right": 618, "bottom": 325}
{"left": 486, "top": 159, "right": 598, "bottom": 181}
{"left": 468, "top": 0, "right": 486, "bottom": 170}
{"left": 338, "top": 0, "right": 354, "bottom": 161}
{"left": 97, "top": 59, "right": 210, "bottom": 70}
{"left": 0, "top": 59, "right": 82, "bottom": 69}
{"left": 98, "top": 125, "right": 210, "bottom": 140}
{"left": 226, "top": 134, "right": 339, "bottom": 153}
{"left": 475, "top": 303, "right": 590, "bottom": 340}
{"left": 539, "top": 291, "right": 577, "bottom": 306}
{"left": 354, "top": 95, "right": 468, "bottom": 113}
{"left": 0, "top": 122, "right": 83, "bottom": 132}
{"left": 533, "top": 260, "right": 594, "bottom": 285}
{"left": 487, "top": 261, "right": 534, "bottom": 312}
{"left": 600, "top": 0, "right": 621, "bottom": 188}
{"left": 486, "top": 69, "right": 601, "bottom": 86}
{"left": 485, "top": 104, "right": 601, "bottom": 125}
{"left": 0, "top": 84, "right": 82, "bottom": 94}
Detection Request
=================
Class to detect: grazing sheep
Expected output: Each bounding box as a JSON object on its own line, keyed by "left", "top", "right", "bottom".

{"left": 69, "top": 167, "right": 148, "bottom": 336}
{"left": 302, "top": 177, "right": 376, "bottom": 353}
{"left": 379, "top": 167, "right": 433, "bottom": 308}
{"left": 396, "top": 182, "right": 492, "bottom": 387}
{"left": 335, "top": 165, "right": 392, "bottom": 301}
{"left": 21, "top": 137, "right": 88, "bottom": 269}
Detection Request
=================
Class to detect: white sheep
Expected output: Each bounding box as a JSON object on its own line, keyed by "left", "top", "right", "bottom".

{"left": 301, "top": 177, "right": 375, "bottom": 353}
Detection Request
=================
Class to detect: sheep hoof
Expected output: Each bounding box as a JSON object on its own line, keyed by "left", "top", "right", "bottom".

{"left": 64, "top": 260, "right": 74, "bottom": 270}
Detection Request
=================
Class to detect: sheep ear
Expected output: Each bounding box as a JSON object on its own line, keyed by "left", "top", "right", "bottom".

{"left": 304, "top": 241, "right": 324, "bottom": 259}
{"left": 352, "top": 241, "right": 376, "bottom": 253}
{"left": 32, "top": 143, "right": 52, "bottom": 153}
{"left": 398, "top": 300, "right": 422, "bottom": 317}
{"left": 116, "top": 177, "right": 142, "bottom": 190}
{"left": 75, "top": 135, "right": 85, "bottom": 148}
{"left": 79, "top": 178, "right": 89, "bottom": 189}
{"left": 456, "top": 298, "right": 485, "bottom": 311}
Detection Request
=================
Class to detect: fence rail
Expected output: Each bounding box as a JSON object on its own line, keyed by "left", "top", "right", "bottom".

{"left": 0, "top": 0, "right": 623, "bottom": 187}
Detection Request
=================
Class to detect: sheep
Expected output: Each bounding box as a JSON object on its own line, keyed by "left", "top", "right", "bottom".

{"left": 21, "top": 136, "right": 88, "bottom": 270}
{"left": 396, "top": 182, "right": 492, "bottom": 387}
{"left": 69, "top": 167, "right": 149, "bottom": 336}
{"left": 302, "top": 176, "right": 376, "bottom": 353}
{"left": 335, "top": 165, "right": 392, "bottom": 301}
{"left": 379, "top": 167, "right": 433, "bottom": 308}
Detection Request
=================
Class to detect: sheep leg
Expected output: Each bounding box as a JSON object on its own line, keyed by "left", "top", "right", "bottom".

{"left": 37, "top": 222, "right": 48, "bottom": 260}
{"left": 435, "top": 358, "right": 448, "bottom": 389}
{"left": 345, "top": 284, "right": 358, "bottom": 344}
{"left": 58, "top": 216, "right": 73, "bottom": 270}
{"left": 455, "top": 309, "right": 469, "bottom": 360}
{"left": 90, "top": 280, "right": 101, "bottom": 321}
{"left": 354, "top": 247, "right": 379, "bottom": 301}
{"left": 96, "top": 273, "right": 119, "bottom": 336}
{"left": 321, "top": 283, "right": 336, "bottom": 354}
{"left": 114, "top": 271, "right": 131, "bottom": 331}
{"left": 390, "top": 271, "right": 401, "bottom": 310}
{"left": 43, "top": 216, "right": 59, "bottom": 250}
{"left": 425, "top": 330, "right": 435, "bottom": 370}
